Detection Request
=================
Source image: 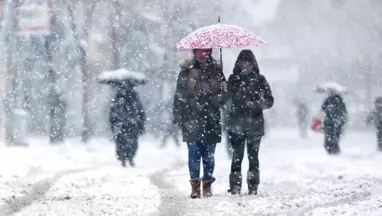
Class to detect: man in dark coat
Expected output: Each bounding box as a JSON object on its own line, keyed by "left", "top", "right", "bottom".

{"left": 376, "top": 97, "right": 382, "bottom": 151}
{"left": 223, "top": 50, "right": 274, "bottom": 195}
{"left": 366, "top": 97, "right": 382, "bottom": 151}
{"left": 109, "top": 83, "right": 146, "bottom": 167}
{"left": 160, "top": 100, "right": 181, "bottom": 148}
{"left": 295, "top": 99, "right": 309, "bottom": 138}
{"left": 321, "top": 91, "right": 347, "bottom": 155}
{"left": 173, "top": 48, "right": 226, "bottom": 199}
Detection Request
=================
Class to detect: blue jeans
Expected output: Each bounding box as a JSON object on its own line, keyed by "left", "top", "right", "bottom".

{"left": 187, "top": 142, "right": 216, "bottom": 181}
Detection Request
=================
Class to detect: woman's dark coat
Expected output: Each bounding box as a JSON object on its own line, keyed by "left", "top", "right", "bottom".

{"left": 224, "top": 50, "right": 274, "bottom": 136}
{"left": 109, "top": 86, "right": 146, "bottom": 136}
{"left": 173, "top": 57, "right": 226, "bottom": 144}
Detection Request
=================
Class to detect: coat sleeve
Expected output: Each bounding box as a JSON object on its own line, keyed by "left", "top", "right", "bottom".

{"left": 132, "top": 94, "right": 145, "bottom": 134}
{"left": 210, "top": 66, "right": 227, "bottom": 107}
{"left": 173, "top": 69, "right": 187, "bottom": 125}
{"left": 258, "top": 75, "right": 274, "bottom": 110}
{"left": 109, "top": 108, "right": 116, "bottom": 133}
{"left": 220, "top": 75, "right": 237, "bottom": 105}
{"left": 365, "top": 110, "right": 376, "bottom": 125}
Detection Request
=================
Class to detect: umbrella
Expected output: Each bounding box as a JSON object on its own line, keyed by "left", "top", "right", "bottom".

{"left": 314, "top": 81, "right": 348, "bottom": 94}
{"left": 176, "top": 23, "right": 265, "bottom": 49}
{"left": 97, "top": 68, "right": 148, "bottom": 86}
{"left": 176, "top": 16, "right": 265, "bottom": 71}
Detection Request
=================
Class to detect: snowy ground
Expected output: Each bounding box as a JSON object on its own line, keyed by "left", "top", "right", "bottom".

{"left": 0, "top": 129, "right": 381, "bottom": 216}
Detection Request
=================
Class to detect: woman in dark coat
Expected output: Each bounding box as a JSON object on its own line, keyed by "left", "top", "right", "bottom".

{"left": 321, "top": 91, "right": 347, "bottom": 155}
{"left": 173, "top": 48, "right": 226, "bottom": 198}
{"left": 366, "top": 97, "right": 382, "bottom": 151}
{"left": 224, "top": 50, "right": 274, "bottom": 195}
{"left": 109, "top": 83, "right": 146, "bottom": 167}
{"left": 374, "top": 97, "right": 382, "bottom": 151}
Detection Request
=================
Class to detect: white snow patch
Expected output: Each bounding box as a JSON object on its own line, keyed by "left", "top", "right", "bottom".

{"left": 97, "top": 68, "right": 147, "bottom": 82}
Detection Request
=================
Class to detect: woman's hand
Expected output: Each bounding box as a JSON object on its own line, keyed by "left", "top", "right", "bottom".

{"left": 220, "top": 82, "right": 227, "bottom": 91}
{"left": 245, "top": 100, "right": 261, "bottom": 111}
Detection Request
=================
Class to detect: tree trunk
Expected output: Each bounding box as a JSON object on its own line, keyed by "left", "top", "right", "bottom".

{"left": 67, "top": 2, "right": 95, "bottom": 142}
{"left": 111, "top": 1, "right": 120, "bottom": 70}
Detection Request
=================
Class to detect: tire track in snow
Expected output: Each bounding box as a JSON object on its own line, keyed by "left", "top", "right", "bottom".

{"left": 283, "top": 190, "right": 372, "bottom": 216}
{"left": 149, "top": 160, "right": 187, "bottom": 216}
{"left": 0, "top": 164, "right": 113, "bottom": 216}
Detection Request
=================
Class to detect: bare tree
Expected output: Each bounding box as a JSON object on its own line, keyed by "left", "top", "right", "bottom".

{"left": 65, "top": 0, "right": 97, "bottom": 142}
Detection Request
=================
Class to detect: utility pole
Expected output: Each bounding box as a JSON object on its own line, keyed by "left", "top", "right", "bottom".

{"left": 4, "top": 0, "right": 18, "bottom": 146}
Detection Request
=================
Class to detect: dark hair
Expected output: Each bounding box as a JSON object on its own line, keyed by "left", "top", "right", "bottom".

{"left": 375, "top": 96, "right": 382, "bottom": 105}
{"left": 234, "top": 49, "right": 260, "bottom": 74}
{"left": 192, "top": 48, "right": 213, "bottom": 54}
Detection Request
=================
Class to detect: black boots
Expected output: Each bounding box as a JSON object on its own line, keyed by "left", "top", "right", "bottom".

{"left": 228, "top": 172, "right": 242, "bottom": 195}
{"left": 247, "top": 170, "right": 260, "bottom": 195}
{"left": 228, "top": 171, "right": 259, "bottom": 195}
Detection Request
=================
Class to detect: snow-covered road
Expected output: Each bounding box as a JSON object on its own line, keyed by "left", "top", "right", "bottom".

{"left": 0, "top": 129, "right": 381, "bottom": 216}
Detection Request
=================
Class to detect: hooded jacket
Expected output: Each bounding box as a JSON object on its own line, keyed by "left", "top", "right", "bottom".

{"left": 224, "top": 50, "right": 274, "bottom": 136}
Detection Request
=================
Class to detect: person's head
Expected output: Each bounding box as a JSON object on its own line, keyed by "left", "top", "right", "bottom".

{"left": 235, "top": 49, "right": 259, "bottom": 74}
{"left": 375, "top": 96, "right": 382, "bottom": 109}
{"left": 193, "top": 49, "right": 212, "bottom": 63}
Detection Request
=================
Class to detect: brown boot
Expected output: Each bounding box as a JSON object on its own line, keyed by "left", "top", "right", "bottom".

{"left": 202, "top": 178, "right": 215, "bottom": 198}
{"left": 247, "top": 170, "right": 260, "bottom": 195}
{"left": 189, "top": 179, "right": 201, "bottom": 199}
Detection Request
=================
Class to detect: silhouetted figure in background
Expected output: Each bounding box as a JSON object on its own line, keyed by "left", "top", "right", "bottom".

{"left": 321, "top": 92, "right": 347, "bottom": 155}
{"left": 49, "top": 91, "right": 67, "bottom": 144}
{"left": 109, "top": 83, "right": 146, "bottom": 167}
{"left": 160, "top": 101, "right": 181, "bottom": 148}
{"left": 366, "top": 96, "right": 382, "bottom": 151}
{"left": 295, "top": 99, "right": 309, "bottom": 138}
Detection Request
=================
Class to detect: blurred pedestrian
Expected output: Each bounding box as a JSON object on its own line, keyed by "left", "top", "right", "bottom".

{"left": 294, "top": 99, "right": 309, "bottom": 138}
{"left": 109, "top": 82, "right": 146, "bottom": 167}
{"left": 160, "top": 101, "right": 181, "bottom": 148}
{"left": 321, "top": 91, "right": 347, "bottom": 155}
{"left": 366, "top": 96, "right": 382, "bottom": 151}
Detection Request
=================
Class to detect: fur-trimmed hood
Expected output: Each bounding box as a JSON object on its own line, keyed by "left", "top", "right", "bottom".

{"left": 179, "top": 57, "right": 221, "bottom": 71}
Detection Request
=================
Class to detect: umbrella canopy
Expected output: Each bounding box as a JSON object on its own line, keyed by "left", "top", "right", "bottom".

{"left": 176, "top": 23, "right": 266, "bottom": 49}
{"left": 97, "top": 68, "right": 148, "bottom": 86}
{"left": 314, "top": 82, "right": 348, "bottom": 94}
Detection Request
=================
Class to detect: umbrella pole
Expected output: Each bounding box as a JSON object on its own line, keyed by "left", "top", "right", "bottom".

{"left": 220, "top": 48, "right": 223, "bottom": 69}
{"left": 218, "top": 15, "right": 223, "bottom": 73}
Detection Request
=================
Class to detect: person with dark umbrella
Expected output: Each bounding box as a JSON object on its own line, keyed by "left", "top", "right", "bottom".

{"left": 109, "top": 81, "right": 146, "bottom": 167}
{"left": 98, "top": 69, "right": 147, "bottom": 167}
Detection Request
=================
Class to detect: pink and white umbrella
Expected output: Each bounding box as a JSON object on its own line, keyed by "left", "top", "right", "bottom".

{"left": 176, "top": 23, "right": 266, "bottom": 49}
